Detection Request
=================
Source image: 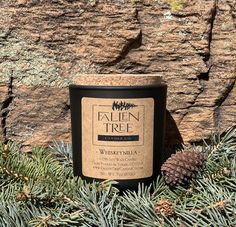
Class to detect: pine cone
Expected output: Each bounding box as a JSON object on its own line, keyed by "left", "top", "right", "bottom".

{"left": 161, "top": 150, "right": 206, "bottom": 187}
{"left": 155, "top": 199, "right": 175, "bottom": 217}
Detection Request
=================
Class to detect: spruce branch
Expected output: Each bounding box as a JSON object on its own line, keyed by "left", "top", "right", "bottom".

{"left": 49, "top": 141, "right": 73, "bottom": 166}
{"left": 0, "top": 127, "right": 236, "bottom": 226}
{"left": 204, "top": 126, "right": 236, "bottom": 159}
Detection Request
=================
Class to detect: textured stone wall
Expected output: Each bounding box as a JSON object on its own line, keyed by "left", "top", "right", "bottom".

{"left": 0, "top": 0, "right": 235, "bottom": 149}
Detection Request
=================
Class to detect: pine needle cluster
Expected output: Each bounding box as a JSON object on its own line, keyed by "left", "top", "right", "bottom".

{"left": 0, "top": 127, "right": 236, "bottom": 227}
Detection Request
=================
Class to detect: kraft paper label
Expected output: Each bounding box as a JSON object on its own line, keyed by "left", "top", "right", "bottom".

{"left": 81, "top": 97, "right": 154, "bottom": 180}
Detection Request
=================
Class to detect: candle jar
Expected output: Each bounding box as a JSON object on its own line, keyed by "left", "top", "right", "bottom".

{"left": 69, "top": 74, "right": 167, "bottom": 190}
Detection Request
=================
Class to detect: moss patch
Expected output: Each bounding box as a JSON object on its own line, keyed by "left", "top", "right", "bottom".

{"left": 167, "top": 0, "right": 183, "bottom": 12}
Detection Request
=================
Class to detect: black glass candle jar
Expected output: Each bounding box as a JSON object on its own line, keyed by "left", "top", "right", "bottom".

{"left": 69, "top": 74, "right": 167, "bottom": 191}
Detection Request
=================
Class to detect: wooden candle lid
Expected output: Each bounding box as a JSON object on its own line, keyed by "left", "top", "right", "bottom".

{"left": 73, "top": 74, "right": 163, "bottom": 86}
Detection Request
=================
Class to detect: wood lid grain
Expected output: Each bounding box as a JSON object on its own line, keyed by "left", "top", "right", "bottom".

{"left": 73, "top": 74, "right": 163, "bottom": 86}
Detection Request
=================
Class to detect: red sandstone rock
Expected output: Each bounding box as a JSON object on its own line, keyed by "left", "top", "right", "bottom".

{"left": 0, "top": 0, "right": 235, "bottom": 148}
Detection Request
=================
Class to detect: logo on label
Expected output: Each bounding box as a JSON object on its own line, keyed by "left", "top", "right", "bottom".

{"left": 112, "top": 101, "right": 137, "bottom": 111}
{"left": 92, "top": 100, "right": 144, "bottom": 146}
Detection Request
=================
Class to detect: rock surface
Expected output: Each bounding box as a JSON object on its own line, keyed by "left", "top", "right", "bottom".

{"left": 0, "top": 0, "right": 235, "bottom": 148}
{"left": 6, "top": 86, "right": 71, "bottom": 147}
